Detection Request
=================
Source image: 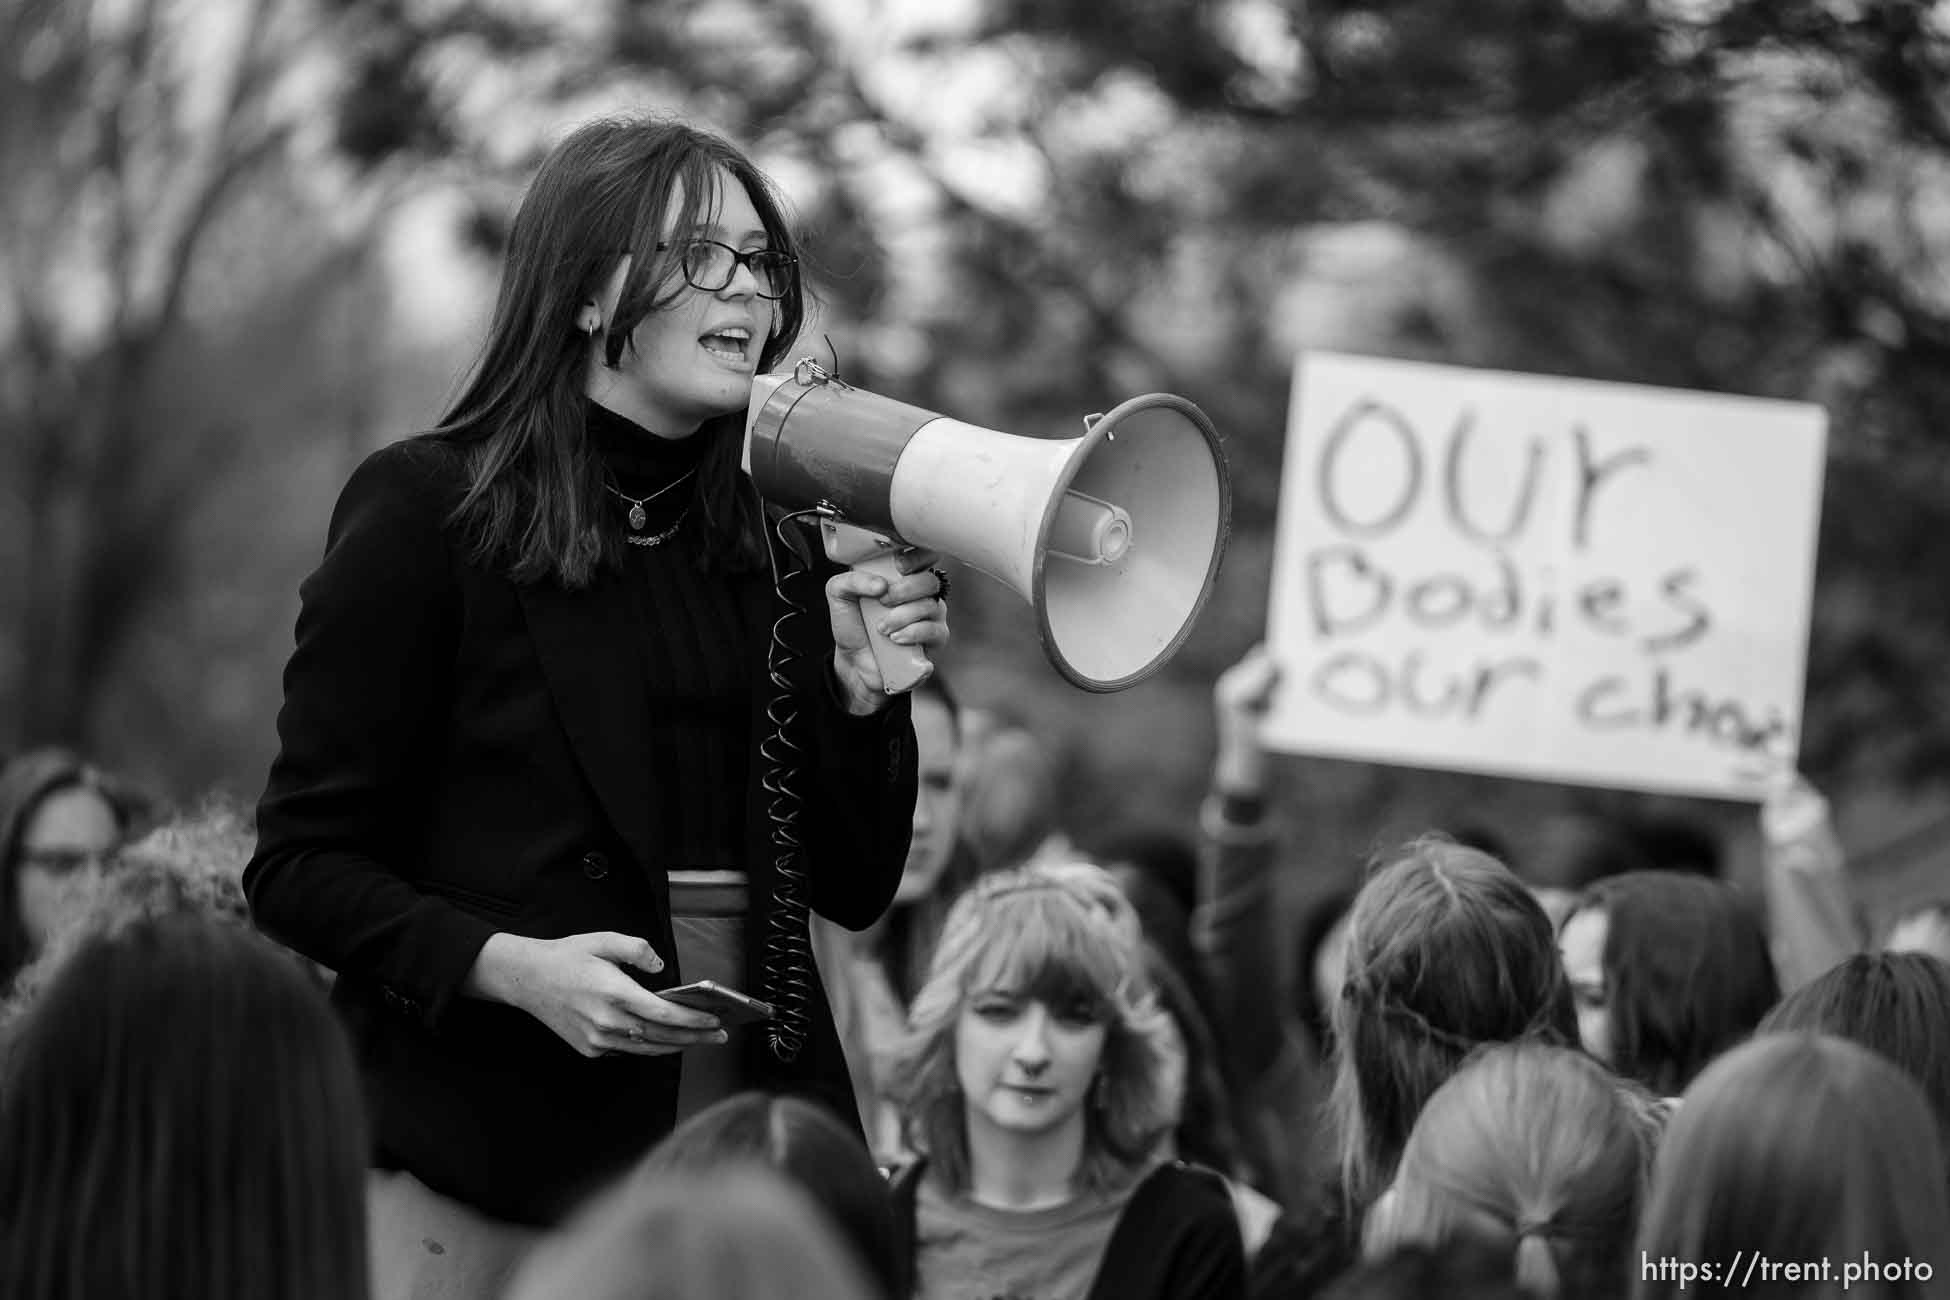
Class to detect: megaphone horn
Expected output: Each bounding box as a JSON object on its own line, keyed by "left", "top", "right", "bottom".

{"left": 745, "top": 361, "right": 1231, "bottom": 694}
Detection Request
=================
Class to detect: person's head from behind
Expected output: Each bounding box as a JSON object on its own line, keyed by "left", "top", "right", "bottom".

{"left": 1759, "top": 951, "right": 1950, "bottom": 1140}
{"left": 890, "top": 861, "right": 1175, "bottom": 1195}
{"left": 1332, "top": 836, "right": 1576, "bottom": 1207}
{"left": 634, "top": 1091, "right": 898, "bottom": 1299}
{"left": 1365, "top": 1043, "right": 1651, "bottom": 1300}
{"left": 1559, "top": 871, "right": 1777, "bottom": 1095}
{"left": 443, "top": 114, "right": 808, "bottom": 582}
{"left": 506, "top": 1168, "right": 876, "bottom": 1300}
{"left": 0, "top": 913, "right": 368, "bottom": 1300}
{"left": 899, "top": 672, "right": 964, "bottom": 906}
{"left": 1635, "top": 1033, "right": 1950, "bottom": 1299}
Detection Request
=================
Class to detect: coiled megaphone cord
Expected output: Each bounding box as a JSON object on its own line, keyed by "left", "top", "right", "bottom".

{"left": 758, "top": 507, "right": 824, "bottom": 1063}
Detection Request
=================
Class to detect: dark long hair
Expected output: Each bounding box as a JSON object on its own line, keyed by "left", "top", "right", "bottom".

{"left": 1331, "top": 836, "right": 1578, "bottom": 1209}
{"left": 634, "top": 1092, "right": 900, "bottom": 1300}
{"left": 1143, "top": 939, "right": 1245, "bottom": 1180}
{"left": 0, "top": 748, "right": 147, "bottom": 986}
{"left": 1567, "top": 871, "right": 1777, "bottom": 1096}
{"left": 1634, "top": 1034, "right": 1950, "bottom": 1300}
{"left": 0, "top": 915, "right": 370, "bottom": 1300}
{"left": 1760, "top": 951, "right": 1950, "bottom": 1142}
{"left": 434, "top": 114, "right": 807, "bottom": 587}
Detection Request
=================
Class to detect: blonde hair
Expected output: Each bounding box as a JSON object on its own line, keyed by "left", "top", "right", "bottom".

{"left": 1331, "top": 836, "right": 1576, "bottom": 1208}
{"left": 888, "top": 862, "right": 1175, "bottom": 1194}
{"left": 505, "top": 1168, "right": 876, "bottom": 1300}
{"left": 1367, "top": 1042, "right": 1653, "bottom": 1300}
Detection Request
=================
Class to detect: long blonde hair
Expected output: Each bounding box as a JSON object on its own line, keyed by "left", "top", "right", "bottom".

{"left": 887, "top": 862, "right": 1175, "bottom": 1194}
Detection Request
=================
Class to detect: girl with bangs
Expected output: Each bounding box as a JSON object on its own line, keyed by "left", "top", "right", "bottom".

{"left": 244, "top": 113, "right": 946, "bottom": 1297}
{"left": 887, "top": 863, "right": 1245, "bottom": 1300}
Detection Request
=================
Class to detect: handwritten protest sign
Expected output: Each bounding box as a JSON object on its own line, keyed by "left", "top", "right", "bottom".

{"left": 1264, "top": 352, "right": 1828, "bottom": 801}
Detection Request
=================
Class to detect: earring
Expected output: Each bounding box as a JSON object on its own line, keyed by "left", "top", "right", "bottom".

{"left": 577, "top": 306, "right": 602, "bottom": 335}
{"left": 1091, "top": 1073, "right": 1108, "bottom": 1110}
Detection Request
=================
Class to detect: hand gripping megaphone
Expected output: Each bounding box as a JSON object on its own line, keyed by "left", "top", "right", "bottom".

{"left": 744, "top": 359, "right": 1231, "bottom": 693}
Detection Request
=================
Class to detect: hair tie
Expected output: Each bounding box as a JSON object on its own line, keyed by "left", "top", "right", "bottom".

{"left": 1514, "top": 1216, "right": 1553, "bottom": 1240}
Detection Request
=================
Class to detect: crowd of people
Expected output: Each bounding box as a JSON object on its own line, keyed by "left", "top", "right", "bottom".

{"left": 3, "top": 113, "right": 1949, "bottom": 1299}
{"left": 3, "top": 644, "right": 1947, "bottom": 1298}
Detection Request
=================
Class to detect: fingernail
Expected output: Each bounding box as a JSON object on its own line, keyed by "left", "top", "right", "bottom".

{"left": 715, "top": 1030, "right": 729, "bottom": 1043}
{"left": 892, "top": 630, "right": 913, "bottom": 644}
{"left": 876, "top": 621, "right": 892, "bottom": 636}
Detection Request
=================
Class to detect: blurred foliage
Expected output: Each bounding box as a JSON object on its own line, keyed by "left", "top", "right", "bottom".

{"left": 5, "top": 0, "right": 1950, "bottom": 889}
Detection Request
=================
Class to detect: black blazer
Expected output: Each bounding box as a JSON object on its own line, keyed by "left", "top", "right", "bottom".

{"left": 245, "top": 438, "right": 916, "bottom": 1226}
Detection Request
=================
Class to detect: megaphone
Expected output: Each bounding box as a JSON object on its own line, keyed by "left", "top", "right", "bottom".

{"left": 744, "top": 359, "right": 1231, "bottom": 694}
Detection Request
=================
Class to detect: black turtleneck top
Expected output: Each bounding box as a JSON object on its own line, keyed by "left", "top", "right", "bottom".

{"left": 586, "top": 401, "right": 758, "bottom": 872}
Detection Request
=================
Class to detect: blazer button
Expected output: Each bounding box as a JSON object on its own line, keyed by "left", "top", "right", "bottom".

{"left": 582, "top": 851, "right": 610, "bottom": 880}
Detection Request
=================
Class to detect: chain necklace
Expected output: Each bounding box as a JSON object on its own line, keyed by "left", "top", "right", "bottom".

{"left": 624, "top": 507, "right": 689, "bottom": 548}
{"left": 605, "top": 468, "right": 697, "bottom": 533}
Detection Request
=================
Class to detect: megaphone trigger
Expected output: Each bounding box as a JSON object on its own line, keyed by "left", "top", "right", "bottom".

{"left": 821, "top": 519, "right": 935, "bottom": 696}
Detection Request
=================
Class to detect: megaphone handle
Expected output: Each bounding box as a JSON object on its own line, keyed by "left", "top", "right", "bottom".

{"left": 822, "top": 522, "right": 934, "bottom": 696}
{"left": 855, "top": 555, "right": 936, "bottom": 695}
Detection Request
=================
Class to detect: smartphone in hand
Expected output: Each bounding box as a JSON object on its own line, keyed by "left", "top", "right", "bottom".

{"left": 658, "top": 979, "right": 775, "bottom": 1026}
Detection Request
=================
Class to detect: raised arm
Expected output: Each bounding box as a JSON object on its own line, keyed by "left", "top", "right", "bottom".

{"left": 1193, "top": 644, "right": 1288, "bottom": 1083}
{"left": 1760, "top": 769, "right": 1863, "bottom": 992}
{"left": 1190, "top": 645, "right": 1333, "bottom": 1205}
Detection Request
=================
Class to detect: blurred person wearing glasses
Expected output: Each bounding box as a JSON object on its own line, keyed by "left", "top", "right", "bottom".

{"left": 244, "top": 113, "right": 945, "bottom": 1298}
{"left": 0, "top": 747, "right": 149, "bottom": 992}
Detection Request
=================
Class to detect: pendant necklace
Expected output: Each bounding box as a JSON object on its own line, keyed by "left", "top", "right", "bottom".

{"left": 625, "top": 508, "right": 689, "bottom": 548}
{"left": 605, "top": 467, "right": 697, "bottom": 533}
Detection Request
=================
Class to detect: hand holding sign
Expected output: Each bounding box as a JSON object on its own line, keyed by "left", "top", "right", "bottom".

{"left": 1214, "top": 644, "right": 1282, "bottom": 797}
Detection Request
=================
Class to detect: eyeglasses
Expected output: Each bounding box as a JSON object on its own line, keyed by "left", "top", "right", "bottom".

{"left": 656, "top": 239, "right": 796, "bottom": 300}
{"left": 16, "top": 846, "right": 117, "bottom": 877}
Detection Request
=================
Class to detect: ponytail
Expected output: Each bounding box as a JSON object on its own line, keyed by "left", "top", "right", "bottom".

{"left": 1513, "top": 1228, "right": 1562, "bottom": 1297}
